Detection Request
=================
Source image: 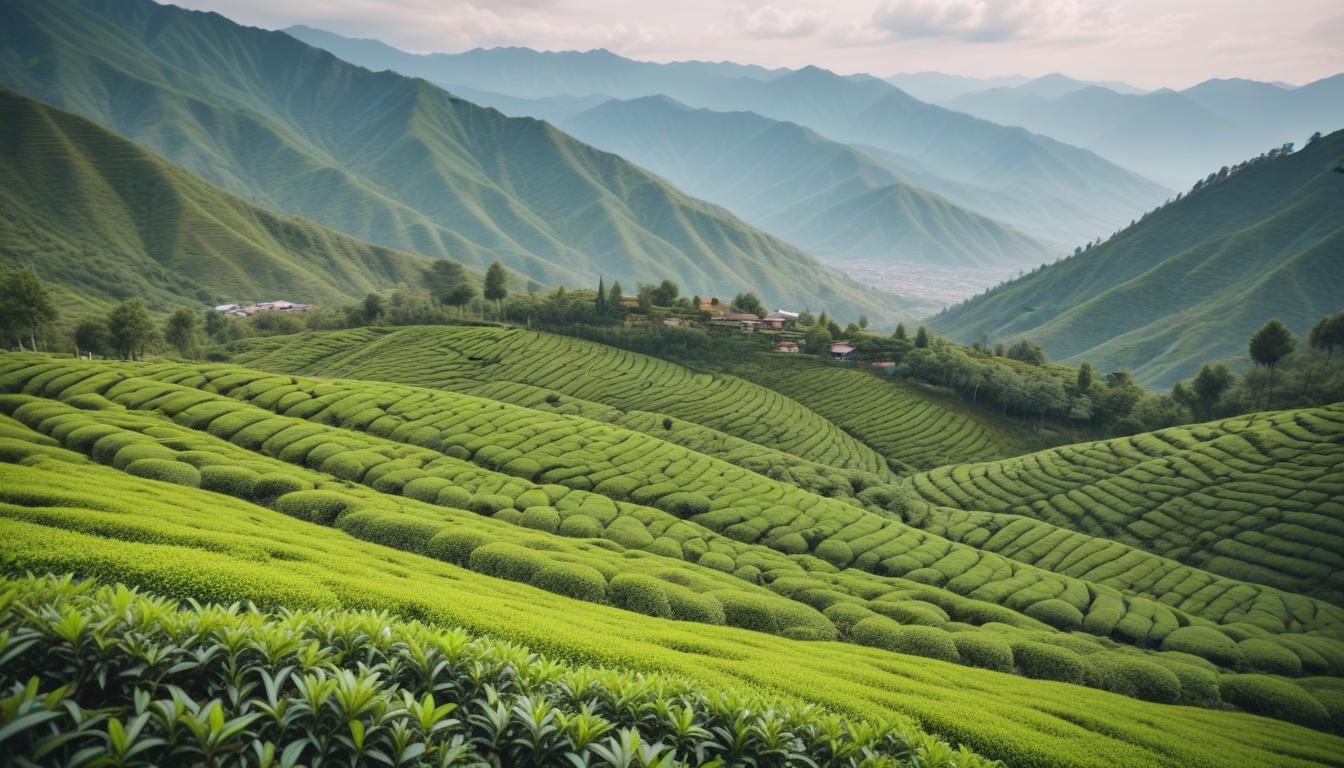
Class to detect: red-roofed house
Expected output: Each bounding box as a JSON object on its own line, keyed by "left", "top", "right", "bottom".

{"left": 829, "top": 342, "right": 857, "bottom": 361}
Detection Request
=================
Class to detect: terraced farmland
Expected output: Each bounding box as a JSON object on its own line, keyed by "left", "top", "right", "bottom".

{"left": 730, "top": 354, "right": 1042, "bottom": 470}
{"left": 908, "top": 408, "right": 1344, "bottom": 606}
{"left": 6, "top": 353, "right": 1344, "bottom": 744}
{"left": 226, "top": 325, "right": 1003, "bottom": 476}
{"left": 2, "top": 385, "right": 1344, "bottom": 767}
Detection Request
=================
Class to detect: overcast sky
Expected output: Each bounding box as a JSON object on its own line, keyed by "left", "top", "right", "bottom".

{"left": 175, "top": 0, "right": 1342, "bottom": 89}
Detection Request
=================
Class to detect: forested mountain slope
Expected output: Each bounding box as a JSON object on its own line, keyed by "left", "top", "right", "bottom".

{"left": 283, "top": 27, "right": 1172, "bottom": 248}
{"left": 0, "top": 0, "right": 903, "bottom": 323}
{"left": 931, "top": 129, "right": 1344, "bottom": 387}
{"left": 0, "top": 87, "right": 433, "bottom": 312}
{"left": 560, "top": 96, "right": 1056, "bottom": 268}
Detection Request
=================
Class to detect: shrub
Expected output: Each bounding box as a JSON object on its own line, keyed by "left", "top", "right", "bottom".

{"left": 468, "top": 494, "right": 514, "bottom": 516}
{"left": 435, "top": 486, "right": 472, "bottom": 509}
{"left": 1162, "top": 662, "right": 1222, "bottom": 708}
{"left": 1090, "top": 655, "right": 1181, "bottom": 703}
{"left": 772, "top": 533, "right": 809, "bottom": 555}
{"left": 529, "top": 562, "right": 607, "bottom": 602}
{"left": 252, "top": 473, "right": 313, "bottom": 504}
{"left": 339, "top": 512, "right": 439, "bottom": 554}
{"left": 815, "top": 539, "right": 854, "bottom": 568}
{"left": 425, "top": 529, "right": 489, "bottom": 565}
{"left": 520, "top": 506, "right": 561, "bottom": 533}
{"left": 609, "top": 574, "right": 672, "bottom": 618}
{"left": 273, "top": 490, "right": 356, "bottom": 525}
{"left": 714, "top": 591, "right": 779, "bottom": 634}
{"left": 697, "top": 551, "right": 736, "bottom": 573}
{"left": 1012, "top": 641, "right": 1090, "bottom": 685}
{"left": 558, "top": 514, "right": 602, "bottom": 539}
{"left": 950, "top": 633, "right": 1014, "bottom": 672}
{"left": 851, "top": 617, "right": 959, "bottom": 663}
{"left": 125, "top": 458, "right": 201, "bottom": 487}
{"left": 874, "top": 600, "right": 949, "bottom": 627}
{"left": 605, "top": 518, "right": 653, "bottom": 549}
{"left": 666, "top": 586, "right": 725, "bottom": 624}
{"left": 594, "top": 476, "right": 641, "bottom": 500}
{"left": 1237, "top": 639, "right": 1303, "bottom": 676}
{"left": 658, "top": 492, "right": 711, "bottom": 517}
{"left": 733, "top": 564, "right": 762, "bottom": 584}
{"left": 824, "top": 602, "right": 875, "bottom": 630}
{"left": 513, "top": 489, "right": 550, "bottom": 511}
{"left": 319, "top": 452, "right": 374, "bottom": 482}
{"left": 1313, "top": 690, "right": 1344, "bottom": 733}
{"left": 1219, "top": 675, "right": 1329, "bottom": 728}
{"left": 111, "top": 443, "right": 176, "bottom": 471}
{"left": 1024, "top": 599, "right": 1084, "bottom": 632}
{"left": 402, "top": 477, "right": 452, "bottom": 504}
{"left": 469, "top": 543, "right": 549, "bottom": 583}
{"left": 199, "top": 465, "right": 259, "bottom": 498}
{"left": 65, "top": 393, "right": 117, "bottom": 411}
{"left": 65, "top": 424, "right": 120, "bottom": 454}
{"left": 504, "top": 457, "right": 542, "bottom": 479}
{"left": 905, "top": 568, "right": 946, "bottom": 586}
{"left": 1161, "top": 626, "right": 1241, "bottom": 668}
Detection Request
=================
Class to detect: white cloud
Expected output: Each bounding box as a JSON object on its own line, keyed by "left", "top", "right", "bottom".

{"left": 863, "top": 0, "right": 1118, "bottom": 43}
{"left": 729, "top": 4, "right": 828, "bottom": 39}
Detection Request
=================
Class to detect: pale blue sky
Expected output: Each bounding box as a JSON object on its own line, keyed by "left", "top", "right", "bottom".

{"left": 176, "top": 0, "right": 1342, "bottom": 89}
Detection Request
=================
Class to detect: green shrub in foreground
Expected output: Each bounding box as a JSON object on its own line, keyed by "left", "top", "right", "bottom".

{"left": 852, "top": 617, "right": 960, "bottom": 663}
{"left": 469, "top": 542, "right": 549, "bottom": 582}
{"left": 273, "top": 489, "right": 356, "bottom": 525}
{"left": 609, "top": 573, "right": 672, "bottom": 618}
{"left": 950, "top": 633, "right": 1015, "bottom": 672}
{"left": 199, "top": 464, "right": 260, "bottom": 498}
{"left": 1024, "top": 599, "right": 1084, "bottom": 632}
{"left": 125, "top": 458, "right": 200, "bottom": 487}
{"left": 1012, "top": 641, "right": 1090, "bottom": 685}
{"left": 1161, "top": 626, "right": 1242, "bottom": 668}
{"left": 529, "top": 561, "right": 608, "bottom": 602}
{"left": 1220, "top": 675, "right": 1330, "bottom": 729}
{"left": 425, "top": 528, "right": 489, "bottom": 565}
{"left": 1090, "top": 655, "right": 1181, "bottom": 704}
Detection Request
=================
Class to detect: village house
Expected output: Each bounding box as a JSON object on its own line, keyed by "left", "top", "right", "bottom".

{"left": 760, "top": 310, "right": 799, "bottom": 331}
{"left": 707, "top": 311, "right": 761, "bottom": 333}
{"left": 774, "top": 340, "right": 800, "bottom": 353}
{"left": 213, "top": 300, "right": 313, "bottom": 318}
{"left": 829, "top": 341, "right": 857, "bottom": 362}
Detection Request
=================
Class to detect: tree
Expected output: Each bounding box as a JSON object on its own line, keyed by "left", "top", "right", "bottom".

{"left": 163, "top": 308, "right": 201, "bottom": 358}
{"left": 635, "top": 283, "right": 656, "bottom": 313}
{"left": 914, "top": 326, "right": 930, "bottom": 349}
{"left": 804, "top": 323, "right": 832, "bottom": 355}
{"left": 483, "top": 261, "right": 508, "bottom": 315}
{"left": 1190, "top": 363, "right": 1235, "bottom": 419}
{"left": 858, "top": 315, "right": 869, "bottom": 330}
{"left": 363, "top": 293, "right": 384, "bottom": 324}
{"left": 607, "top": 280, "right": 623, "bottom": 315}
{"left": 893, "top": 323, "right": 907, "bottom": 341}
{"left": 1075, "top": 362, "right": 1094, "bottom": 394}
{"left": 0, "top": 265, "right": 58, "bottom": 350}
{"left": 427, "top": 261, "right": 475, "bottom": 316}
{"left": 651, "top": 280, "right": 679, "bottom": 306}
{"left": 73, "top": 318, "right": 109, "bottom": 357}
{"left": 797, "top": 309, "right": 815, "bottom": 326}
{"left": 595, "top": 277, "right": 608, "bottom": 316}
{"left": 106, "top": 299, "right": 158, "bottom": 360}
{"left": 1005, "top": 339, "right": 1046, "bottom": 366}
{"left": 730, "top": 292, "right": 765, "bottom": 316}
{"left": 1308, "top": 311, "right": 1344, "bottom": 359}
{"left": 1249, "top": 318, "right": 1296, "bottom": 403}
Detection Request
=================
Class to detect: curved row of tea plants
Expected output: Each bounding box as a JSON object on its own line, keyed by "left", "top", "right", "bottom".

{"left": 729, "top": 355, "right": 1036, "bottom": 470}
{"left": 6, "top": 355, "right": 1344, "bottom": 724}
{"left": 908, "top": 406, "right": 1344, "bottom": 606}
{"left": 223, "top": 326, "right": 897, "bottom": 477}
{"left": 0, "top": 574, "right": 983, "bottom": 768}
{"left": 0, "top": 452, "right": 1341, "bottom": 767}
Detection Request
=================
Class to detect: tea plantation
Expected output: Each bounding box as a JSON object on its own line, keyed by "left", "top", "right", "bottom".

{"left": 3, "top": 348, "right": 1344, "bottom": 767}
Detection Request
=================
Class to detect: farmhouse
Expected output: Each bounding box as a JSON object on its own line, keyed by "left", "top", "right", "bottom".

{"left": 774, "top": 340, "right": 800, "bottom": 353}
{"left": 829, "top": 342, "right": 857, "bottom": 361}
{"left": 708, "top": 311, "right": 761, "bottom": 333}
{"left": 760, "top": 311, "right": 798, "bottom": 331}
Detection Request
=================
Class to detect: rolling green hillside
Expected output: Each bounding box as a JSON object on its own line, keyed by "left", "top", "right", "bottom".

{"left": 0, "top": 0, "right": 904, "bottom": 324}
{"left": 931, "top": 129, "right": 1344, "bottom": 387}
{"left": 0, "top": 87, "right": 435, "bottom": 313}
{"left": 5, "top": 351, "right": 1344, "bottom": 763}
{"left": 559, "top": 96, "right": 1057, "bottom": 269}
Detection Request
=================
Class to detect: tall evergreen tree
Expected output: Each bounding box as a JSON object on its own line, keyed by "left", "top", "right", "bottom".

{"left": 483, "top": 261, "right": 508, "bottom": 315}
{"left": 607, "top": 280, "right": 623, "bottom": 315}
{"left": 914, "top": 326, "right": 931, "bottom": 349}
{"left": 595, "top": 277, "right": 607, "bottom": 316}
{"left": 1191, "top": 363, "right": 1234, "bottom": 419}
{"left": 893, "top": 322, "right": 908, "bottom": 341}
{"left": 163, "top": 308, "right": 201, "bottom": 358}
{"left": 1075, "top": 361, "right": 1094, "bottom": 394}
{"left": 1249, "top": 319, "right": 1296, "bottom": 404}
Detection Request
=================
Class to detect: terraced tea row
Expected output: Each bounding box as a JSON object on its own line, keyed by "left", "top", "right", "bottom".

{"left": 226, "top": 326, "right": 898, "bottom": 476}
{"left": 1, "top": 445, "right": 1342, "bottom": 766}
{"left": 909, "top": 408, "right": 1344, "bottom": 606}
{"left": 731, "top": 355, "right": 1036, "bottom": 470}
{"left": 6, "top": 354, "right": 1344, "bottom": 724}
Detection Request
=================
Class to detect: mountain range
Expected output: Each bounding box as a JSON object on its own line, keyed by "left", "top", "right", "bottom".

{"left": 558, "top": 96, "right": 1056, "bottom": 269}
{"left": 0, "top": 0, "right": 902, "bottom": 323}
{"left": 0, "top": 86, "right": 434, "bottom": 313}
{"left": 930, "top": 129, "right": 1344, "bottom": 387}
{"left": 947, "top": 75, "right": 1344, "bottom": 188}
{"left": 284, "top": 26, "right": 1172, "bottom": 250}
